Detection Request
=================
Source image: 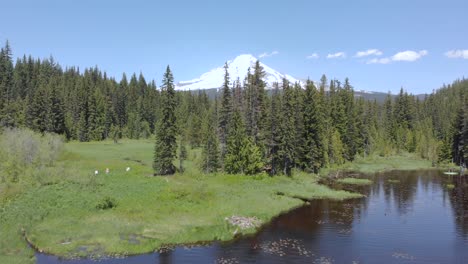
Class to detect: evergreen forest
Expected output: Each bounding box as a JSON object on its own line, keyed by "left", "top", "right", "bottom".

{"left": 1, "top": 41, "right": 467, "bottom": 176}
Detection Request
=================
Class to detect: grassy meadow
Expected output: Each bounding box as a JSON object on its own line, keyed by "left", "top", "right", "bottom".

{"left": 1, "top": 139, "right": 361, "bottom": 263}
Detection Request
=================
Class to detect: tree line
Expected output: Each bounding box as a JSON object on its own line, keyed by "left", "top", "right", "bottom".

{"left": 0, "top": 41, "right": 467, "bottom": 176}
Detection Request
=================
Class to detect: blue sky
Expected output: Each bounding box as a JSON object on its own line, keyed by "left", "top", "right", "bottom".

{"left": 1, "top": 0, "right": 467, "bottom": 94}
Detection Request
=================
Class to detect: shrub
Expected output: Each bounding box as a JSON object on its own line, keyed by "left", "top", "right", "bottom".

{"left": 0, "top": 128, "right": 64, "bottom": 183}
{"left": 95, "top": 197, "right": 117, "bottom": 210}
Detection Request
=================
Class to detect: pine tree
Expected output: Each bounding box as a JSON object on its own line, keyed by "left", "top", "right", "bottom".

{"left": 202, "top": 108, "right": 220, "bottom": 173}
{"left": 77, "top": 111, "right": 89, "bottom": 142}
{"left": 244, "top": 62, "right": 267, "bottom": 148}
{"left": 303, "top": 80, "right": 324, "bottom": 173}
{"left": 278, "top": 79, "right": 296, "bottom": 176}
{"left": 267, "top": 83, "right": 282, "bottom": 175}
{"left": 0, "top": 40, "right": 14, "bottom": 110}
{"left": 179, "top": 140, "right": 188, "bottom": 173}
{"left": 341, "top": 78, "right": 358, "bottom": 160}
{"left": 453, "top": 91, "right": 468, "bottom": 165}
{"left": 153, "top": 66, "right": 177, "bottom": 175}
{"left": 218, "top": 62, "right": 232, "bottom": 162}
{"left": 224, "top": 110, "right": 263, "bottom": 175}
{"left": 292, "top": 82, "right": 305, "bottom": 168}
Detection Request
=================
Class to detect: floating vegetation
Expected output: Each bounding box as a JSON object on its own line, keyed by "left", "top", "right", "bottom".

{"left": 388, "top": 179, "right": 400, "bottom": 183}
{"left": 313, "top": 256, "right": 334, "bottom": 264}
{"left": 392, "top": 252, "right": 415, "bottom": 260}
{"left": 446, "top": 184, "right": 455, "bottom": 189}
{"left": 253, "top": 238, "right": 312, "bottom": 257}
{"left": 337, "top": 228, "right": 352, "bottom": 235}
{"left": 337, "top": 178, "right": 373, "bottom": 185}
{"left": 215, "top": 257, "right": 239, "bottom": 264}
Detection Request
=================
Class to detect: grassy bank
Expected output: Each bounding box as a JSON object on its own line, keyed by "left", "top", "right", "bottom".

{"left": 0, "top": 140, "right": 359, "bottom": 263}
{"left": 320, "top": 152, "right": 433, "bottom": 176}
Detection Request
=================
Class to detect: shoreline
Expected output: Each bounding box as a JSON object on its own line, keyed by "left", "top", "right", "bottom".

{"left": 1, "top": 142, "right": 435, "bottom": 263}
{"left": 25, "top": 189, "right": 362, "bottom": 260}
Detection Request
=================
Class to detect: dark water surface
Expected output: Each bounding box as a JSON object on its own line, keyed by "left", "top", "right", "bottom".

{"left": 37, "top": 170, "right": 468, "bottom": 263}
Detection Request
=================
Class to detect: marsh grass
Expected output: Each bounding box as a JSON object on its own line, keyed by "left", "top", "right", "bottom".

{"left": 320, "top": 152, "right": 433, "bottom": 176}
{"left": 0, "top": 139, "right": 359, "bottom": 263}
{"left": 337, "top": 178, "right": 373, "bottom": 185}
{"left": 446, "top": 184, "right": 455, "bottom": 189}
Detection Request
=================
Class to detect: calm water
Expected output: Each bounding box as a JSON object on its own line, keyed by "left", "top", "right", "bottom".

{"left": 37, "top": 170, "right": 468, "bottom": 263}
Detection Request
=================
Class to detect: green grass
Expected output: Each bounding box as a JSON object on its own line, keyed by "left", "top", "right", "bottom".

{"left": 320, "top": 152, "right": 433, "bottom": 176}
{"left": 337, "top": 178, "right": 373, "bottom": 185}
{"left": 0, "top": 139, "right": 360, "bottom": 263}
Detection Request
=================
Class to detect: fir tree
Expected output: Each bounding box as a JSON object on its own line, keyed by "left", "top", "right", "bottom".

{"left": 179, "top": 140, "right": 188, "bottom": 173}
{"left": 218, "top": 62, "right": 232, "bottom": 162}
{"left": 153, "top": 66, "right": 177, "bottom": 175}
{"left": 202, "top": 108, "right": 220, "bottom": 173}
{"left": 278, "top": 79, "right": 296, "bottom": 176}
{"left": 303, "top": 80, "right": 324, "bottom": 173}
{"left": 267, "top": 83, "right": 282, "bottom": 175}
{"left": 224, "top": 110, "right": 263, "bottom": 175}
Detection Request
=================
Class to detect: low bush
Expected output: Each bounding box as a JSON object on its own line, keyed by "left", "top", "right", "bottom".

{"left": 0, "top": 128, "right": 64, "bottom": 184}
{"left": 96, "top": 197, "right": 117, "bottom": 210}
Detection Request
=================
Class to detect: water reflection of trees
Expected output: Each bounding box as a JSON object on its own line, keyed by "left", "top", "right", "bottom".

{"left": 382, "top": 170, "right": 421, "bottom": 215}
{"left": 448, "top": 175, "right": 468, "bottom": 237}
{"left": 264, "top": 197, "right": 366, "bottom": 235}
{"left": 158, "top": 249, "right": 173, "bottom": 264}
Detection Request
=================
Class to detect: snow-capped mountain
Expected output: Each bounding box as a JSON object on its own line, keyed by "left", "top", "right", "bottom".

{"left": 175, "top": 54, "right": 302, "bottom": 90}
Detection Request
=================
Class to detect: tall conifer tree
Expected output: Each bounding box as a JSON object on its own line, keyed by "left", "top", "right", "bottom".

{"left": 153, "top": 66, "right": 177, "bottom": 175}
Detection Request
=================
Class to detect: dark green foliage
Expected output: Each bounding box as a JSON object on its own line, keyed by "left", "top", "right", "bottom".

{"left": 278, "top": 79, "right": 296, "bottom": 176}
{"left": 453, "top": 89, "right": 468, "bottom": 165}
{"left": 302, "top": 80, "right": 324, "bottom": 173}
{"left": 218, "top": 62, "right": 232, "bottom": 161}
{"left": 266, "top": 83, "right": 282, "bottom": 175}
{"left": 202, "top": 108, "right": 220, "bottom": 173}
{"left": 96, "top": 197, "right": 117, "bottom": 210}
{"left": 153, "top": 66, "right": 177, "bottom": 175}
{"left": 224, "top": 110, "right": 263, "bottom": 175}
{"left": 179, "top": 140, "right": 188, "bottom": 172}
{"left": 0, "top": 40, "right": 465, "bottom": 175}
{"left": 245, "top": 61, "right": 267, "bottom": 148}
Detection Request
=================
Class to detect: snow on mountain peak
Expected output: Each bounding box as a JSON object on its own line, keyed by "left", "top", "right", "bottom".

{"left": 175, "top": 54, "right": 302, "bottom": 90}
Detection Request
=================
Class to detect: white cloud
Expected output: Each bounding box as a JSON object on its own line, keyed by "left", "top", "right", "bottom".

{"left": 327, "top": 52, "right": 346, "bottom": 59}
{"left": 258, "top": 51, "right": 279, "bottom": 58}
{"left": 445, "top": 50, "right": 468, "bottom": 59}
{"left": 367, "top": 58, "right": 391, "bottom": 64}
{"left": 391, "top": 50, "right": 427, "bottom": 62}
{"left": 306, "top": 53, "right": 319, "bottom": 59}
{"left": 367, "top": 50, "right": 428, "bottom": 64}
{"left": 355, "top": 49, "right": 383, "bottom": 57}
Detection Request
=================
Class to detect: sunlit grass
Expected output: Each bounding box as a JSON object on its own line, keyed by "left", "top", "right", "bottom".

{"left": 0, "top": 139, "right": 359, "bottom": 262}
{"left": 320, "top": 152, "right": 433, "bottom": 176}
{"left": 337, "top": 178, "right": 373, "bottom": 185}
